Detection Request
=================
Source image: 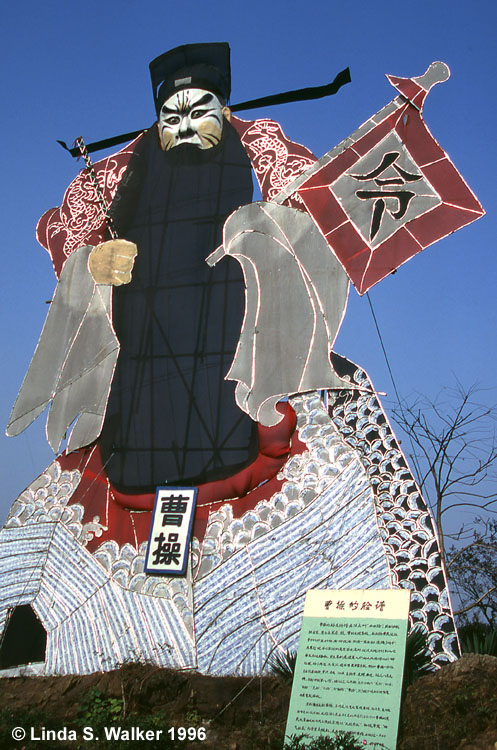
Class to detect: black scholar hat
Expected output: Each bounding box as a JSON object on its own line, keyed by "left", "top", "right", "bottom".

{"left": 149, "top": 42, "right": 231, "bottom": 115}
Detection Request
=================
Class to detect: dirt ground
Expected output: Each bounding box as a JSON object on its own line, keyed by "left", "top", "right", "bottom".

{"left": 0, "top": 654, "right": 496, "bottom": 749}
{"left": 1, "top": 665, "right": 290, "bottom": 749}
{"left": 398, "top": 654, "right": 497, "bottom": 750}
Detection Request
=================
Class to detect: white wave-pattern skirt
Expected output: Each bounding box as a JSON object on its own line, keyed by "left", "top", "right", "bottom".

{"left": 0, "top": 365, "right": 459, "bottom": 676}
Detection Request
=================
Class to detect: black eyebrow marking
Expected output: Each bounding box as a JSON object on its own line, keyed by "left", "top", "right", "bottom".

{"left": 194, "top": 93, "right": 214, "bottom": 107}
{"left": 161, "top": 92, "right": 215, "bottom": 118}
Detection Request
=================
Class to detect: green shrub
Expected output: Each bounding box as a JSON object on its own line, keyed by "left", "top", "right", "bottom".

{"left": 458, "top": 622, "right": 497, "bottom": 656}
{"left": 268, "top": 648, "right": 297, "bottom": 685}
{"left": 402, "top": 624, "right": 434, "bottom": 693}
{"left": 283, "top": 731, "right": 388, "bottom": 749}
{"left": 75, "top": 687, "right": 124, "bottom": 727}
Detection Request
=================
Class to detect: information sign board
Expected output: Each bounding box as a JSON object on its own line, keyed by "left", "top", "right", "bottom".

{"left": 285, "top": 589, "right": 410, "bottom": 748}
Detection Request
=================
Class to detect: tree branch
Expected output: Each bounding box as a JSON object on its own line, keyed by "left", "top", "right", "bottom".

{"left": 454, "top": 586, "right": 497, "bottom": 616}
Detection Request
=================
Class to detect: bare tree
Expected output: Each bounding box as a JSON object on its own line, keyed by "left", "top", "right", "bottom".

{"left": 448, "top": 519, "right": 497, "bottom": 626}
{"left": 390, "top": 382, "right": 497, "bottom": 622}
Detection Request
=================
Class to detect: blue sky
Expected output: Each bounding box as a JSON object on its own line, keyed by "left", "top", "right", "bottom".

{"left": 1, "top": 0, "right": 496, "bottom": 526}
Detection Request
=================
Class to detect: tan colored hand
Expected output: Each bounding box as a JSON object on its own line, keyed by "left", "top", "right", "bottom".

{"left": 88, "top": 239, "right": 138, "bottom": 285}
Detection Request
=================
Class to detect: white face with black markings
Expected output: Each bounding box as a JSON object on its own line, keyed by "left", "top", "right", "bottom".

{"left": 158, "top": 88, "right": 226, "bottom": 151}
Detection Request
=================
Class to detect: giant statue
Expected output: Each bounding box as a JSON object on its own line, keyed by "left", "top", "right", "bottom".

{"left": 0, "top": 44, "right": 483, "bottom": 676}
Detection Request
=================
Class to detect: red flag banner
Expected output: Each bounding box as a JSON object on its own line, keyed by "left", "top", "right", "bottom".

{"left": 275, "top": 62, "right": 484, "bottom": 295}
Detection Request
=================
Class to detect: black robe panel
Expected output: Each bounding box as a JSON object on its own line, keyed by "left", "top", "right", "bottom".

{"left": 100, "top": 123, "right": 255, "bottom": 490}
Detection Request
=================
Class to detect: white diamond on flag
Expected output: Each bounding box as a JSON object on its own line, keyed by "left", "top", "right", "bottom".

{"left": 333, "top": 131, "right": 441, "bottom": 249}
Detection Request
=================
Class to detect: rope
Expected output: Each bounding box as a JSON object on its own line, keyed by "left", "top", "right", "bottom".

{"left": 366, "top": 292, "right": 403, "bottom": 407}
{"left": 75, "top": 137, "right": 118, "bottom": 240}
{"left": 365, "top": 292, "right": 424, "bottom": 485}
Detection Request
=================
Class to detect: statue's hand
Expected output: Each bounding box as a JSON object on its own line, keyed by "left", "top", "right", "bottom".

{"left": 88, "top": 239, "right": 138, "bottom": 285}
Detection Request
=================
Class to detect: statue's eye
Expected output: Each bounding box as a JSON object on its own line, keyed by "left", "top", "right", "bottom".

{"left": 191, "top": 109, "right": 205, "bottom": 119}
{"left": 164, "top": 115, "right": 180, "bottom": 126}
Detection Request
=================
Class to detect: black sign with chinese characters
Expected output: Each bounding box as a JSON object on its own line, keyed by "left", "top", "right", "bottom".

{"left": 145, "top": 487, "right": 197, "bottom": 576}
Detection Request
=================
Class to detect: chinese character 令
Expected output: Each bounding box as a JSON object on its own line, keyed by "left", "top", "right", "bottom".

{"left": 152, "top": 531, "right": 181, "bottom": 566}
{"left": 350, "top": 151, "right": 422, "bottom": 241}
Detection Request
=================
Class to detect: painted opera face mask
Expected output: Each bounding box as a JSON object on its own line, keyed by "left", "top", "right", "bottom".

{"left": 158, "top": 88, "right": 229, "bottom": 151}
